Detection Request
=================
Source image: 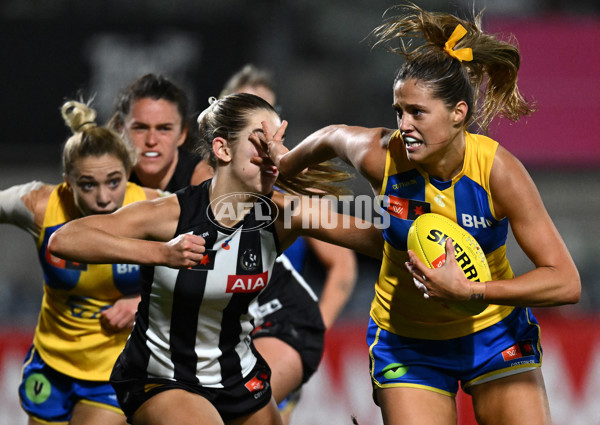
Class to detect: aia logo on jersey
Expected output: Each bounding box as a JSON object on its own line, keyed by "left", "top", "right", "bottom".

{"left": 226, "top": 271, "right": 268, "bottom": 293}
{"left": 502, "top": 341, "right": 535, "bottom": 361}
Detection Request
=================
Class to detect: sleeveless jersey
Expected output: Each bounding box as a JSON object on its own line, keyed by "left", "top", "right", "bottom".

{"left": 371, "top": 131, "right": 515, "bottom": 340}
{"left": 118, "top": 180, "right": 279, "bottom": 387}
{"left": 34, "top": 182, "right": 147, "bottom": 380}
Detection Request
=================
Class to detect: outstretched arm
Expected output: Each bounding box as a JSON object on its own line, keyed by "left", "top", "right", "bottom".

{"left": 0, "top": 181, "right": 52, "bottom": 238}
{"left": 274, "top": 193, "right": 383, "bottom": 260}
{"left": 252, "top": 123, "right": 394, "bottom": 193}
{"left": 48, "top": 194, "right": 205, "bottom": 268}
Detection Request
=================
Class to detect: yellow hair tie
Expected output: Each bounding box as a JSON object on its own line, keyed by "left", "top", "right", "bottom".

{"left": 443, "top": 24, "right": 473, "bottom": 62}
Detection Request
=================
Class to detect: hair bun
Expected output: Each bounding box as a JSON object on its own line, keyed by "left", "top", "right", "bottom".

{"left": 61, "top": 100, "right": 97, "bottom": 133}
{"left": 197, "top": 96, "right": 218, "bottom": 124}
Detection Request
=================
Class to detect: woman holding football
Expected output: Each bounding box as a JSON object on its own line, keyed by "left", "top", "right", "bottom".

{"left": 251, "top": 4, "right": 580, "bottom": 425}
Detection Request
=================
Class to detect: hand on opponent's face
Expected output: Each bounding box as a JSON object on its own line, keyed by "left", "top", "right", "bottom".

{"left": 249, "top": 120, "right": 288, "bottom": 169}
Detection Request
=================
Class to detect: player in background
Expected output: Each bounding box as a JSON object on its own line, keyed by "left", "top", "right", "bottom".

{"left": 251, "top": 4, "right": 580, "bottom": 424}
{"left": 0, "top": 100, "right": 162, "bottom": 425}
{"left": 108, "top": 73, "right": 214, "bottom": 191}
{"left": 220, "top": 64, "right": 358, "bottom": 423}
{"left": 48, "top": 93, "right": 383, "bottom": 425}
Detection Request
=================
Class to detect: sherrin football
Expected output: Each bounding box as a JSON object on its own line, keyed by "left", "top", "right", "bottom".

{"left": 407, "top": 213, "right": 491, "bottom": 316}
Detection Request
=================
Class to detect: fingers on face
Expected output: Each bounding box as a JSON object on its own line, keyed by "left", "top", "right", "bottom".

{"left": 275, "top": 120, "right": 288, "bottom": 139}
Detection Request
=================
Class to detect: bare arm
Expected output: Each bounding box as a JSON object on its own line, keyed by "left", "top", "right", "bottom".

{"left": 305, "top": 237, "right": 358, "bottom": 329}
{"left": 406, "top": 146, "right": 581, "bottom": 307}
{"left": 274, "top": 193, "right": 384, "bottom": 260}
{"left": 254, "top": 123, "right": 394, "bottom": 194}
{"left": 0, "top": 181, "right": 52, "bottom": 238}
{"left": 142, "top": 187, "right": 168, "bottom": 200}
{"left": 48, "top": 194, "right": 205, "bottom": 268}
{"left": 482, "top": 146, "right": 580, "bottom": 306}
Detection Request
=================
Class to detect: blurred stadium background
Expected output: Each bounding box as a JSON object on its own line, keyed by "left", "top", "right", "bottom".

{"left": 0, "top": 0, "right": 598, "bottom": 423}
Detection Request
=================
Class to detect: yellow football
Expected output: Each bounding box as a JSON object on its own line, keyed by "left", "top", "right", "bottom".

{"left": 407, "top": 213, "right": 491, "bottom": 316}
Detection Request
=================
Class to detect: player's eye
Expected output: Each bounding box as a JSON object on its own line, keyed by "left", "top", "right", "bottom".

{"left": 108, "top": 178, "right": 122, "bottom": 189}
{"left": 79, "top": 182, "right": 95, "bottom": 192}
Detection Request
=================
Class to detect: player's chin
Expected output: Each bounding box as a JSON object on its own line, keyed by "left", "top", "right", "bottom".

{"left": 259, "top": 170, "right": 278, "bottom": 190}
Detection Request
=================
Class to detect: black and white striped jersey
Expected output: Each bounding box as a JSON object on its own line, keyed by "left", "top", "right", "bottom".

{"left": 119, "top": 180, "right": 279, "bottom": 388}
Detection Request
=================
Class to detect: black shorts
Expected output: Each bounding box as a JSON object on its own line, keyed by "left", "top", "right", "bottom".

{"left": 110, "top": 355, "right": 273, "bottom": 423}
{"left": 251, "top": 256, "right": 325, "bottom": 383}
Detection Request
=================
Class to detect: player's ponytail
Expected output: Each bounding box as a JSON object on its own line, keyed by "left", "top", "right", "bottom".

{"left": 370, "top": 2, "right": 535, "bottom": 132}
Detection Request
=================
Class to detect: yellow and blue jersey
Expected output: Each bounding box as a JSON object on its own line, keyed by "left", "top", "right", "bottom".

{"left": 32, "top": 182, "right": 146, "bottom": 381}
{"left": 371, "top": 131, "right": 515, "bottom": 340}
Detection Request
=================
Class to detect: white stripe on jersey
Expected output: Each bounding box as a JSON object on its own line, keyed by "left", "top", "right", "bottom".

{"left": 277, "top": 254, "right": 319, "bottom": 301}
{"left": 145, "top": 265, "right": 178, "bottom": 379}
{"left": 142, "top": 226, "right": 277, "bottom": 387}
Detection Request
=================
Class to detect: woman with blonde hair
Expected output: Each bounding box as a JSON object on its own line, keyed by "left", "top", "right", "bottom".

{"left": 1, "top": 100, "right": 162, "bottom": 424}
{"left": 253, "top": 4, "right": 580, "bottom": 424}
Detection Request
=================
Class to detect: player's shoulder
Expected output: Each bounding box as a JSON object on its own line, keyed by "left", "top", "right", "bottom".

{"left": 350, "top": 127, "right": 395, "bottom": 191}
{"left": 28, "top": 182, "right": 55, "bottom": 218}
{"left": 490, "top": 142, "right": 530, "bottom": 184}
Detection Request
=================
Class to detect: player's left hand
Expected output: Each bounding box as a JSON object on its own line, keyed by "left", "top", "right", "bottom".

{"left": 100, "top": 295, "right": 140, "bottom": 334}
{"left": 405, "top": 237, "right": 471, "bottom": 301}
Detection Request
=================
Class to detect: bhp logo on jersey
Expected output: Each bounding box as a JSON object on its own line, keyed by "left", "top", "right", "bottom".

{"left": 227, "top": 271, "right": 269, "bottom": 293}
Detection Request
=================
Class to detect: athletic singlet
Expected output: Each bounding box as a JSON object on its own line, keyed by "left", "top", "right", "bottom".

{"left": 119, "top": 180, "right": 279, "bottom": 387}
{"left": 34, "top": 182, "right": 147, "bottom": 380}
{"left": 371, "top": 131, "right": 515, "bottom": 340}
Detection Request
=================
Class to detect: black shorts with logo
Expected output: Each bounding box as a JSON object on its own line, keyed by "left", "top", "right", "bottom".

{"left": 110, "top": 353, "right": 273, "bottom": 423}
{"left": 250, "top": 256, "right": 326, "bottom": 383}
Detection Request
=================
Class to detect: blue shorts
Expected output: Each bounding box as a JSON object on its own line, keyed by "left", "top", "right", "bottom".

{"left": 367, "top": 307, "right": 542, "bottom": 398}
{"left": 19, "top": 345, "right": 122, "bottom": 423}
